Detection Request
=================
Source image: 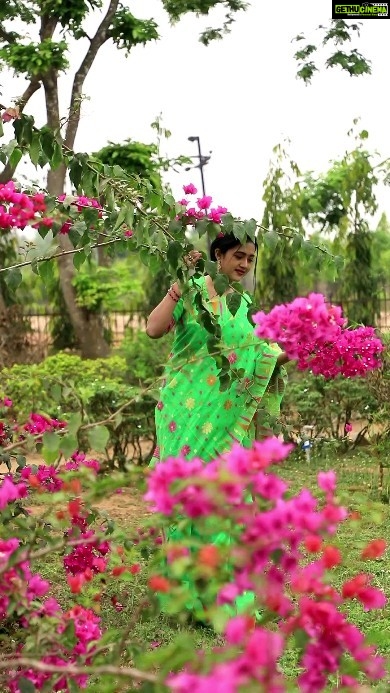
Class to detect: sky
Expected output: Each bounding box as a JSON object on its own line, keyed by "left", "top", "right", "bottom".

{"left": 1, "top": 0, "right": 390, "bottom": 223}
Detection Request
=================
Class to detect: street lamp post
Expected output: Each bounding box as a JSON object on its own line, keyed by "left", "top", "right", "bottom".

{"left": 187, "top": 136, "right": 211, "bottom": 197}
{"left": 187, "top": 136, "right": 212, "bottom": 253}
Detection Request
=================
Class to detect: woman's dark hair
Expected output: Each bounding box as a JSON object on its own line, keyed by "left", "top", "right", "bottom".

{"left": 209, "top": 233, "right": 258, "bottom": 261}
{"left": 209, "top": 233, "right": 259, "bottom": 293}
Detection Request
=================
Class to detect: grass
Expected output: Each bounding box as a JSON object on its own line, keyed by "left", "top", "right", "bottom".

{"left": 10, "top": 449, "right": 390, "bottom": 690}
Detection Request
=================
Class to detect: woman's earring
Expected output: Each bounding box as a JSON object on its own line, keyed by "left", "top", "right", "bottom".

{"left": 217, "top": 259, "right": 222, "bottom": 273}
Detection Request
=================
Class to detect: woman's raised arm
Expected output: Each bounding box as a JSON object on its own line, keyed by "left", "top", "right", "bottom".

{"left": 146, "top": 282, "right": 181, "bottom": 339}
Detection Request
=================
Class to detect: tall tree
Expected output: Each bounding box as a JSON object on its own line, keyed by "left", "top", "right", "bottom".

{"left": 300, "top": 124, "right": 390, "bottom": 325}
{"left": 257, "top": 142, "right": 304, "bottom": 306}
{"left": 0, "top": 0, "right": 247, "bottom": 357}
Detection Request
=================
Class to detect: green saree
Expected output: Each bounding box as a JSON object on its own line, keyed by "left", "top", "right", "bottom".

{"left": 150, "top": 276, "right": 287, "bottom": 615}
{"left": 150, "top": 276, "right": 286, "bottom": 466}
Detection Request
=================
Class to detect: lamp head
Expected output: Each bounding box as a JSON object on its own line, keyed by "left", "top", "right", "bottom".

{"left": 188, "top": 136, "right": 198, "bottom": 142}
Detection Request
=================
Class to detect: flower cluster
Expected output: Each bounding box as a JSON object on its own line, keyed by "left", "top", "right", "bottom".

{"left": 0, "top": 181, "right": 105, "bottom": 235}
{"left": 57, "top": 193, "right": 102, "bottom": 235}
{"left": 63, "top": 502, "right": 111, "bottom": 590}
{"left": 21, "top": 464, "right": 64, "bottom": 492}
{"left": 306, "top": 326, "right": 384, "bottom": 378}
{"left": 146, "top": 439, "right": 386, "bottom": 691}
{"left": 178, "top": 183, "right": 228, "bottom": 225}
{"left": 63, "top": 451, "right": 100, "bottom": 475}
{"left": 9, "top": 605, "right": 102, "bottom": 692}
{"left": 169, "top": 623, "right": 284, "bottom": 692}
{"left": 253, "top": 293, "right": 383, "bottom": 378}
{"left": 0, "top": 181, "right": 51, "bottom": 231}
{"left": 23, "top": 412, "right": 66, "bottom": 436}
{"left": 0, "top": 537, "right": 50, "bottom": 621}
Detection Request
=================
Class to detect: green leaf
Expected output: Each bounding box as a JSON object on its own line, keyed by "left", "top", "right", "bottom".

{"left": 113, "top": 204, "right": 129, "bottom": 231}
{"left": 214, "top": 273, "right": 229, "bottom": 295}
{"left": 195, "top": 218, "right": 209, "bottom": 238}
{"left": 4, "top": 268, "right": 22, "bottom": 292}
{"left": 0, "top": 118, "right": 3, "bottom": 138}
{"left": 205, "top": 260, "right": 217, "bottom": 278}
{"left": 18, "top": 678, "right": 36, "bottom": 693}
{"left": 67, "top": 412, "right": 82, "bottom": 435}
{"left": 42, "top": 431, "right": 61, "bottom": 452}
{"left": 226, "top": 292, "right": 242, "bottom": 316}
{"left": 51, "top": 140, "right": 63, "bottom": 169}
{"left": 60, "top": 434, "right": 78, "bottom": 459}
{"left": 221, "top": 212, "right": 234, "bottom": 233}
{"left": 38, "top": 259, "right": 54, "bottom": 284}
{"left": 232, "top": 221, "right": 246, "bottom": 243}
{"left": 9, "top": 146, "right": 23, "bottom": 170}
{"left": 242, "top": 218, "right": 257, "bottom": 241}
{"left": 263, "top": 230, "right": 280, "bottom": 250}
{"left": 87, "top": 425, "right": 110, "bottom": 453}
{"left": 50, "top": 384, "right": 62, "bottom": 402}
{"left": 29, "top": 133, "right": 41, "bottom": 166}
{"left": 16, "top": 455, "right": 26, "bottom": 469}
{"left": 73, "top": 250, "right": 87, "bottom": 270}
{"left": 40, "top": 129, "right": 55, "bottom": 159}
{"left": 167, "top": 241, "right": 183, "bottom": 270}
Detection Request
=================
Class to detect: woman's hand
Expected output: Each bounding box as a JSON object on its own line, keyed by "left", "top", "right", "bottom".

{"left": 183, "top": 250, "right": 202, "bottom": 268}
{"left": 277, "top": 351, "right": 289, "bottom": 366}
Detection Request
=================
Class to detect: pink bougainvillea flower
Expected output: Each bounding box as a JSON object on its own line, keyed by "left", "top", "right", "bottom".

{"left": 361, "top": 539, "right": 387, "bottom": 560}
{"left": 1, "top": 107, "right": 20, "bottom": 123}
{"left": 183, "top": 183, "right": 197, "bottom": 195}
{"left": 124, "top": 228, "right": 133, "bottom": 237}
{"left": 197, "top": 195, "right": 212, "bottom": 210}
{"left": 0, "top": 477, "right": 28, "bottom": 510}
{"left": 345, "top": 422, "right": 353, "bottom": 433}
{"left": 317, "top": 470, "right": 336, "bottom": 494}
{"left": 2, "top": 397, "right": 12, "bottom": 407}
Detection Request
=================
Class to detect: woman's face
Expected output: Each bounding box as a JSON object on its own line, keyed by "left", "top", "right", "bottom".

{"left": 216, "top": 242, "right": 256, "bottom": 282}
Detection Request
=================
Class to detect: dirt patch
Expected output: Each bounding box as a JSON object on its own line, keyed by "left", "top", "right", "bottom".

{"left": 93, "top": 489, "right": 149, "bottom": 524}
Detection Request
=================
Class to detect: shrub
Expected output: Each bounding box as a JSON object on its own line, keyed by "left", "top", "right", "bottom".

{"left": 0, "top": 352, "right": 158, "bottom": 468}
{"left": 282, "top": 370, "right": 378, "bottom": 442}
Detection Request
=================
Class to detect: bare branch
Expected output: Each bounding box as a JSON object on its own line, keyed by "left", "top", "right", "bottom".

{"left": 0, "top": 237, "right": 124, "bottom": 275}
{"left": 0, "top": 659, "right": 157, "bottom": 683}
{"left": 16, "top": 77, "right": 42, "bottom": 110}
{"left": 64, "top": 0, "right": 119, "bottom": 150}
{"left": 0, "top": 26, "right": 17, "bottom": 43}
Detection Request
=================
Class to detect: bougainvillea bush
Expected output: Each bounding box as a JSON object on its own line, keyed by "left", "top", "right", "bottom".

{"left": 0, "top": 398, "right": 389, "bottom": 692}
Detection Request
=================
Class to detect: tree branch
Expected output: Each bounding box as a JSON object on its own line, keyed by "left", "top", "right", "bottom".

{"left": 0, "top": 78, "right": 42, "bottom": 184}
{"left": 0, "top": 26, "right": 18, "bottom": 43}
{"left": 16, "top": 77, "right": 42, "bottom": 110}
{"left": 64, "top": 0, "right": 119, "bottom": 150}
{"left": 0, "top": 237, "right": 126, "bottom": 275}
{"left": 0, "top": 658, "right": 157, "bottom": 683}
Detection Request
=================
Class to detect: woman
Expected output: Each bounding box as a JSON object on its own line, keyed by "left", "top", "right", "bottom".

{"left": 146, "top": 233, "right": 287, "bottom": 616}
{"left": 147, "top": 233, "right": 287, "bottom": 467}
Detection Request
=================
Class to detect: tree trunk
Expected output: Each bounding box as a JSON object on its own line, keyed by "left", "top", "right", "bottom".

{"left": 47, "top": 164, "right": 110, "bottom": 358}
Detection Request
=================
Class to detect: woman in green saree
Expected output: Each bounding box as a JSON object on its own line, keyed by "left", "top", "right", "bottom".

{"left": 146, "top": 233, "right": 287, "bottom": 614}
